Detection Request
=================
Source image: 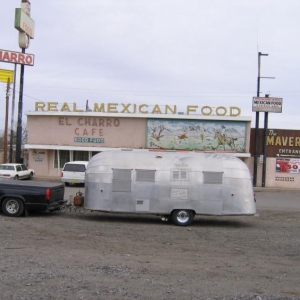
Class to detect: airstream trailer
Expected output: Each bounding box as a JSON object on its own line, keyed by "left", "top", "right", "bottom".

{"left": 84, "top": 150, "right": 256, "bottom": 226}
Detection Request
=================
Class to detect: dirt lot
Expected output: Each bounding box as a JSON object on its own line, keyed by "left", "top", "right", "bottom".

{"left": 0, "top": 189, "right": 300, "bottom": 300}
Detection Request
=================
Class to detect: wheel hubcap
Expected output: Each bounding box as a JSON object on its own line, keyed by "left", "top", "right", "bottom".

{"left": 177, "top": 210, "right": 189, "bottom": 223}
{"left": 6, "top": 200, "right": 19, "bottom": 214}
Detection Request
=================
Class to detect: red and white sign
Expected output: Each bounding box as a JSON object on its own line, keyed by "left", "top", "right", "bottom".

{"left": 0, "top": 49, "right": 34, "bottom": 66}
{"left": 252, "top": 97, "right": 283, "bottom": 113}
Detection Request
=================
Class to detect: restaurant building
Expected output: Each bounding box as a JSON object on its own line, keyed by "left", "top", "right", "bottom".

{"left": 25, "top": 101, "right": 300, "bottom": 188}
{"left": 25, "top": 101, "right": 251, "bottom": 177}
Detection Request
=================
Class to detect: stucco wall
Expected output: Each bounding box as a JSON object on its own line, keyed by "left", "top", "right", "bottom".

{"left": 27, "top": 116, "right": 146, "bottom": 148}
{"left": 248, "top": 157, "right": 300, "bottom": 188}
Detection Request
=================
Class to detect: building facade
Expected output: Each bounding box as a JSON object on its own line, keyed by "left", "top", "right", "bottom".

{"left": 25, "top": 102, "right": 252, "bottom": 179}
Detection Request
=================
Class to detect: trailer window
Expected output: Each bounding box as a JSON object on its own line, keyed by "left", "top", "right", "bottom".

{"left": 136, "top": 170, "right": 156, "bottom": 182}
{"left": 171, "top": 169, "right": 188, "bottom": 181}
{"left": 203, "top": 172, "right": 223, "bottom": 184}
{"left": 112, "top": 169, "right": 132, "bottom": 192}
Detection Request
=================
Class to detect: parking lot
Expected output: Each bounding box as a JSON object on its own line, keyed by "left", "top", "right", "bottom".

{"left": 0, "top": 187, "right": 300, "bottom": 300}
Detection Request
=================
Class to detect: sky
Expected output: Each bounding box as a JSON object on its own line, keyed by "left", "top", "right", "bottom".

{"left": 1, "top": 0, "right": 300, "bottom": 132}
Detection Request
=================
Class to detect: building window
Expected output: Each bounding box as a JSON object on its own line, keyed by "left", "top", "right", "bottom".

{"left": 203, "top": 172, "right": 223, "bottom": 184}
{"left": 73, "top": 151, "right": 89, "bottom": 161}
{"left": 112, "top": 168, "right": 132, "bottom": 192}
{"left": 136, "top": 169, "right": 156, "bottom": 182}
{"left": 54, "top": 150, "right": 70, "bottom": 168}
{"left": 92, "top": 151, "right": 100, "bottom": 157}
{"left": 171, "top": 169, "right": 189, "bottom": 181}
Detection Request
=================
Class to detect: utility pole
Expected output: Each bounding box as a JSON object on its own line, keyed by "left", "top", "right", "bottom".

{"left": 9, "top": 64, "right": 17, "bottom": 163}
{"left": 16, "top": 49, "right": 25, "bottom": 163}
{"left": 262, "top": 94, "right": 269, "bottom": 187}
{"left": 253, "top": 52, "right": 275, "bottom": 187}
{"left": 253, "top": 52, "right": 268, "bottom": 186}
{"left": 4, "top": 78, "right": 11, "bottom": 163}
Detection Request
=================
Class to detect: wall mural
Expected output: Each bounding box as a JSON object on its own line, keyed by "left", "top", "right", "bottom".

{"left": 147, "top": 119, "right": 247, "bottom": 152}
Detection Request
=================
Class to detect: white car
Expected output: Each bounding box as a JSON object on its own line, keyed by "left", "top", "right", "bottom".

{"left": 0, "top": 163, "right": 35, "bottom": 180}
{"left": 61, "top": 161, "right": 88, "bottom": 186}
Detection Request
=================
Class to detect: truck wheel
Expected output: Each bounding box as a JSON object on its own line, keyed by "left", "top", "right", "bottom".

{"left": 29, "top": 172, "right": 33, "bottom": 179}
{"left": 14, "top": 175, "right": 19, "bottom": 180}
{"left": 65, "top": 182, "right": 69, "bottom": 187}
{"left": 2, "top": 198, "right": 25, "bottom": 217}
{"left": 171, "top": 209, "right": 194, "bottom": 226}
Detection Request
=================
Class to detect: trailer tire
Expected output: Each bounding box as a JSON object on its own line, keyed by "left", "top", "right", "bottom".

{"left": 171, "top": 209, "right": 194, "bottom": 226}
{"left": 2, "top": 198, "right": 25, "bottom": 217}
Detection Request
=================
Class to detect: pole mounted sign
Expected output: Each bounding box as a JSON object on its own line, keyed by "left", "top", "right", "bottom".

{"left": 14, "top": 8, "right": 35, "bottom": 39}
{"left": 252, "top": 97, "right": 283, "bottom": 113}
{"left": 14, "top": 0, "right": 34, "bottom": 49}
{"left": 0, "top": 69, "right": 14, "bottom": 83}
{"left": 0, "top": 49, "right": 34, "bottom": 66}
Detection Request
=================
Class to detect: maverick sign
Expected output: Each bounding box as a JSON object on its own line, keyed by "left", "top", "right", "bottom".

{"left": 35, "top": 101, "right": 242, "bottom": 116}
{"left": 267, "top": 129, "right": 300, "bottom": 157}
{"left": 251, "top": 129, "right": 300, "bottom": 157}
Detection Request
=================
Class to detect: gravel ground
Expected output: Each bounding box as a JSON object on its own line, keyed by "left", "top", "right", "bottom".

{"left": 0, "top": 190, "right": 300, "bottom": 300}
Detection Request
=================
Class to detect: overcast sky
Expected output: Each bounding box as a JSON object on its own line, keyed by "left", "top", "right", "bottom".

{"left": 1, "top": 0, "right": 299, "bottom": 132}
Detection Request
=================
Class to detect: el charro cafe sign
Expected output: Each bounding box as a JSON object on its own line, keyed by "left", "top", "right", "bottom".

{"left": 34, "top": 102, "right": 242, "bottom": 116}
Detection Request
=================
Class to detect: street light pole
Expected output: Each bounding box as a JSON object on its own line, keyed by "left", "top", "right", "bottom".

{"left": 253, "top": 52, "right": 268, "bottom": 187}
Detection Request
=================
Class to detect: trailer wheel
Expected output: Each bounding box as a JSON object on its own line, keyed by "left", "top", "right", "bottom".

{"left": 2, "top": 198, "right": 25, "bottom": 217}
{"left": 171, "top": 209, "right": 194, "bottom": 226}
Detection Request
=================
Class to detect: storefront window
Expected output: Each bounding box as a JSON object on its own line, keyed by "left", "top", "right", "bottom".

{"left": 73, "top": 151, "right": 89, "bottom": 161}
{"left": 54, "top": 150, "right": 70, "bottom": 168}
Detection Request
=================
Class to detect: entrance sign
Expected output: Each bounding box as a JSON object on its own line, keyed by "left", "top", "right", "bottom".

{"left": 0, "top": 49, "right": 34, "bottom": 66}
{"left": 252, "top": 97, "right": 283, "bottom": 113}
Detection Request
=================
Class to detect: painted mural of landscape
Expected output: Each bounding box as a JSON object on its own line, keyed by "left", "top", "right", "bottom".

{"left": 147, "top": 119, "right": 247, "bottom": 152}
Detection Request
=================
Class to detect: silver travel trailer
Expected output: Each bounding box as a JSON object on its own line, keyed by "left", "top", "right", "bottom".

{"left": 84, "top": 150, "right": 256, "bottom": 226}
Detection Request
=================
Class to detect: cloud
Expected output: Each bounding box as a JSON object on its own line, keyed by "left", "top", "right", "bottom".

{"left": 0, "top": 0, "right": 299, "bottom": 131}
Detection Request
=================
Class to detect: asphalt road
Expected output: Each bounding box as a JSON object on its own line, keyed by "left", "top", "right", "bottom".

{"left": 65, "top": 185, "right": 300, "bottom": 212}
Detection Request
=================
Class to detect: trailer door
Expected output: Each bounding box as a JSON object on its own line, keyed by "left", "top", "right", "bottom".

{"left": 201, "top": 171, "right": 224, "bottom": 214}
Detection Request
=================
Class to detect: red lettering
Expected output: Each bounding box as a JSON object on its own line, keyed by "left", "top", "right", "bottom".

{"left": 11, "top": 53, "right": 17, "bottom": 63}
{"left": 19, "top": 54, "right": 25, "bottom": 64}
{"left": 0, "top": 50, "right": 34, "bottom": 66}
{"left": 25, "top": 55, "right": 32, "bottom": 64}
{"left": 3, "top": 52, "right": 9, "bottom": 61}
{"left": 75, "top": 128, "right": 79, "bottom": 135}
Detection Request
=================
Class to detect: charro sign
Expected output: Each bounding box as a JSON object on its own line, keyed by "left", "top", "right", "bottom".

{"left": 0, "top": 49, "right": 34, "bottom": 66}
{"left": 35, "top": 102, "right": 242, "bottom": 116}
